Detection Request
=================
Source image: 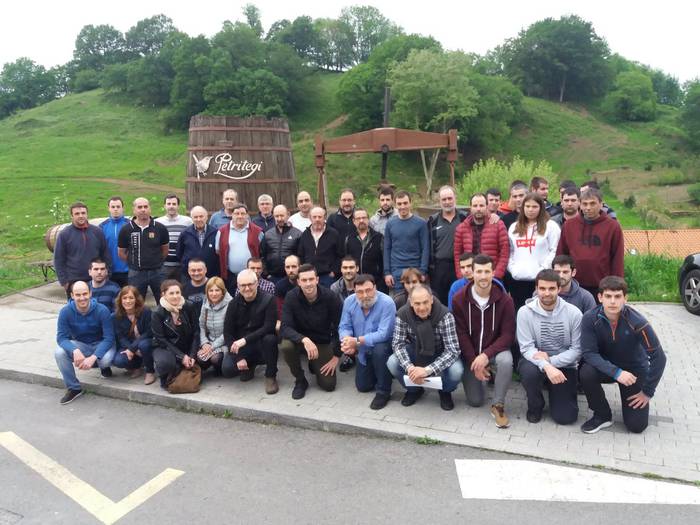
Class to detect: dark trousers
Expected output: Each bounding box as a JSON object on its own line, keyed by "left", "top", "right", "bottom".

{"left": 354, "top": 342, "right": 393, "bottom": 395}
{"left": 128, "top": 268, "right": 164, "bottom": 302}
{"left": 221, "top": 334, "right": 279, "bottom": 378}
{"left": 112, "top": 338, "right": 154, "bottom": 373}
{"left": 318, "top": 274, "right": 334, "bottom": 289}
{"left": 509, "top": 278, "right": 536, "bottom": 311}
{"left": 519, "top": 360, "right": 579, "bottom": 425}
{"left": 225, "top": 273, "right": 238, "bottom": 296}
{"left": 279, "top": 339, "right": 336, "bottom": 391}
{"left": 579, "top": 363, "right": 649, "bottom": 433}
{"left": 153, "top": 347, "right": 183, "bottom": 379}
{"left": 430, "top": 259, "right": 457, "bottom": 306}
{"left": 111, "top": 272, "right": 129, "bottom": 288}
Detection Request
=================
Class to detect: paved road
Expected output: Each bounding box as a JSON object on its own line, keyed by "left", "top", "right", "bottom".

{"left": 1, "top": 381, "right": 699, "bottom": 524}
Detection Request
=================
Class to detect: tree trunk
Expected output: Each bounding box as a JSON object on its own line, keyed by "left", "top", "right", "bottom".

{"left": 559, "top": 72, "right": 567, "bottom": 103}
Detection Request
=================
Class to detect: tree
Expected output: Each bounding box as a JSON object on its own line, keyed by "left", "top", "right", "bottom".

{"left": 266, "top": 19, "right": 290, "bottom": 41}
{"left": 211, "top": 21, "right": 266, "bottom": 70}
{"left": 266, "top": 42, "right": 309, "bottom": 112}
{"left": 501, "top": 15, "right": 612, "bottom": 102}
{"left": 339, "top": 5, "right": 401, "bottom": 64}
{"left": 277, "top": 16, "right": 319, "bottom": 62}
{"left": 313, "top": 18, "right": 356, "bottom": 71}
{"left": 680, "top": 81, "right": 700, "bottom": 150}
{"left": 388, "top": 50, "right": 479, "bottom": 194}
{"left": 466, "top": 73, "right": 523, "bottom": 152}
{"left": 204, "top": 67, "right": 287, "bottom": 117}
{"left": 242, "top": 4, "right": 263, "bottom": 37}
{"left": 125, "top": 14, "right": 177, "bottom": 57}
{"left": 603, "top": 71, "right": 656, "bottom": 121}
{"left": 73, "top": 24, "right": 126, "bottom": 71}
{"left": 0, "top": 58, "right": 58, "bottom": 118}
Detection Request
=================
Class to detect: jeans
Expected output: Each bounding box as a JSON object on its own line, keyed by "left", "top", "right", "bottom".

{"left": 279, "top": 339, "right": 336, "bottom": 391}
{"left": 112, "top": 338, "right": 154, "bottom": 373}
{"left": 386, "top": 345, "right": 464, "bottom": 393}
{"left": 354, "top": 342, "right": 393, "bottom": 395}
{"left": 54, "top": 340, "right": 116, "bottom": 390}
{"left": 579, "top": 363, "right": 649, "bottom": 433}
{"left": 463, "top": 351, "right": 513, "bottom": 407}
{"left": 221, "top": 334, "right": 279, "bottom": 379}
{"left": 519, "top": 359, "right": 579, "bottom": 425}
{"left": 128, "top": 268, "right": 165, "bottom": 302}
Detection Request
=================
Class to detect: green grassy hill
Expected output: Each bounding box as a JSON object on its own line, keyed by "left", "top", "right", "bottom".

{"left": 0, "top": 71, "right": 696, "bottom": 294}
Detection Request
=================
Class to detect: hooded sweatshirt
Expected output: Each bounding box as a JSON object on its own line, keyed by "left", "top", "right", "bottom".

{"left": 516, "top": 296, "right": 582, "bottom": 371}
{"left": 559, "top": 278, "right": 596, "bottom": 313}
{"left": 452, "top": 282, "right": 515, "bottom": 365}
{"left": 57, "top": 299, "right": 114, "bottom": 358}
{"left": 507, "top": 220, "right": 561, "bottom": 280}
{"left": 556, "top": 212, "right": 624, "bottom": 288}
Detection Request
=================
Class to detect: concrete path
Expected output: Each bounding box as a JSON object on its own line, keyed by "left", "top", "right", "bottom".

{"left": 1, "top": 283, "right": 699, "bottom": 483}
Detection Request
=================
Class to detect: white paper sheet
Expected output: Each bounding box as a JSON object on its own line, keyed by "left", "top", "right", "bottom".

{"left": 404, "top": 375, "right": 443, "bottom": 390}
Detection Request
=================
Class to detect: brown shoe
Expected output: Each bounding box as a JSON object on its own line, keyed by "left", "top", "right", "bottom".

{"left": 129, "top": 368, "right": 143, "bottom": 379}
{"left": 491, "top": 403, "right": 510, "bottom": 428}
{"left": 265, "top": 377, "right": 279, "bottom": 395}
{"left": 144, "top": 372, "right": 156, "bottom": 385}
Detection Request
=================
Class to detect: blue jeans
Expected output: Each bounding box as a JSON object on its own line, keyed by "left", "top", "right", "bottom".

{"left": 112, "top": 338, "right": 154, "bottom": 373}
{"left": 54, "top": 340, "right": 116, "bottom": 390}
{"left": 354, "top": 342, "right": 393, "bottom": 395}
{"left": 386, "top": 345, "right": 464, "bottom": 393}
{"left": 128, "top": 268, "right": 165, "bottom": 302}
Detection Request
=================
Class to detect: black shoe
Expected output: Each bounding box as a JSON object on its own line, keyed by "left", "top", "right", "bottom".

{"left": 581, "top": 416, "right": 613, "bottom": 434}
{"left": 240, "top": 369, "right": 255, "bottom": 382}
{"left": 339, "top": 354, "right": 356, "bottom": 372}
{"left": 370, "top": 392, "right": 390, "bottom": 410}
{"left": 526, "top": 410, "right": 542, "bottom": 423}
{"left": 60, "top": 389, "right": 83, "bottom": 405}
{"left": 439, "top": 391, "right": 454, "bottom": 411}
{"left": 100, "top": 367, "right": 112, "bottom": 378}
{"left": 401, "top": 388, "right": 424, "bottom": 407}
{"left": 292, "top": 377, "right": 309, "bottom": 400}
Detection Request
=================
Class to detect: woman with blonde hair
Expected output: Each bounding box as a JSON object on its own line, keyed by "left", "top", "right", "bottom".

{"left": 112, "top": 286, "right": 155, "bottom": 384}
{"left": 197, "top": 277, "right": 233, "bottom": 374}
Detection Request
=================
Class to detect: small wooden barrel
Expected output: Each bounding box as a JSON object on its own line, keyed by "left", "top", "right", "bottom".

{"left": 186, "top": 115, "right": 298, "bottom": 213}
{"left": 44, "top": 218, "right": 107, "bottom": 253}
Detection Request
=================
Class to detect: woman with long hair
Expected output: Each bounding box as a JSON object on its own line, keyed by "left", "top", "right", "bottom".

{"left": 151, "top": 279, "right": 201, "bottom": 389}
{"left": 112, "top": 286, "right": 155, "bottom": 384}
{"left": 507, "top": 192, "right": 561, "bottom": 309}
{"left": 197, "top": 277, "right": 232, "bottom": 374}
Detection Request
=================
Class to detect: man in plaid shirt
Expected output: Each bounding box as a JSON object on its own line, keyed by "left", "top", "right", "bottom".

{"left": 387, "top": 285, "right": 464, "bottom": 410}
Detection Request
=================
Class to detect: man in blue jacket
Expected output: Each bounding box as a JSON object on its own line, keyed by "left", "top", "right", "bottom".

{"left": 54, "top": 281, "right": 115, "bottom": 405}
{"left": 176, "top": 205, "right": 219, "bottom": 279}
{"left": 579, "top": 276, "right": 667, "bottom": 434}
{"left": 100, "top": 196, "right": 130, "bottom": 287}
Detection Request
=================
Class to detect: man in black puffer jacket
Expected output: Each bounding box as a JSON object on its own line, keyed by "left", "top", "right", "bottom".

{"left": 261, "top": 205, "right": 302, "bottom": 283}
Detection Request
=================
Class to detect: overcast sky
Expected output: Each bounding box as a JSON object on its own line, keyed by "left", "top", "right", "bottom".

{"left": 1, "top": 0, "right": 697, "bottom": 83}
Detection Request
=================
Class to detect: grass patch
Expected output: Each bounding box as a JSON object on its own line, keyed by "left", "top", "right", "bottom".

{"left": 641, "top": 472, "right": 664, "bottom": 480}
{"left": 625, "top": 254, "right": 681, "bottom": 302}
{"left": 415, "top": 435, "right": 441, "bottom": 445}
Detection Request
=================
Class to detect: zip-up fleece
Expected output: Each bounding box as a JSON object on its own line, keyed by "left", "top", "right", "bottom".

{"left": 100, "top": 216, "right": 129, "bottom": 274}
{"left": 581, "top": 305, "right": 666, "bottom": 397}
{"left": 516, "top": 296, "right": 582, "bottom": 371}
{"left": 344, "top": 228, "right": 383, "bottom": 279}
{"left": 452, "top": 282, "right": 515, "bottom": 364}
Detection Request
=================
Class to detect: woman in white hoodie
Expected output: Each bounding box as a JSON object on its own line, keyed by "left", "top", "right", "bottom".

{"left": 197, "top": 277, "right": 233, "bottom": 375}
{"left": 507, "top": 193, "right": 560, "bottom": 309}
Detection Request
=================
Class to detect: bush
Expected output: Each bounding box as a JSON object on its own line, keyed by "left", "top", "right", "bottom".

{"left": 623, "top": 195, "right": 636, "bottom": 208}
{"left": 624, "top": 254, "right": 681, "bottom": 302}
{"left": 688, "top": 183, "right": 700, "bottom": 204}
{"left": 643, "top": 161, "right": 653, "bottom": 171}
{"left": 71, "top": 69, "right": 101, "bottom": 92}
{"left": 456, "top": 156, "right": 556, "bottom": 204}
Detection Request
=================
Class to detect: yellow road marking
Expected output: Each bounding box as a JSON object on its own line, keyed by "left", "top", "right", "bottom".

{"left": 0, "top": 431, "right": 184, "bottom": 524}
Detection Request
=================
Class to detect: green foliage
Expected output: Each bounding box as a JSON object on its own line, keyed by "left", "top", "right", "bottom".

{"left": 603, "top": 71, "right": 657, "bottom": 122}
{"left": 624, "top": 254, "right": 681, "bottom": 302}
{"left": 73, "top": 24, "right": 126, "bottom": 71}
{"left": 71, "top": 69, "right": 101, "bottom": 93}
{"left": 623, "top": 194, "right": 636, "bottom": 208}
{"left": 0, "top": 58, "right": 58, "bottom": 118}
{"left": 313, "top": 18, "right": 356, "bottom": 71}
{"left": 501, "top": 15, "right": 612, "bottom": 102}
{"left": 680, "top": 81, "right": 700, "bottom": 151}
{"left": 609, "top": 54, "right": 682, "bottom": 107}
{"left": 124, "top": 14, "right": 177, "bottom": 57}
{"left": 339, "top": 5, "right": 402, "bottom": 64}
{"left": 688, "top": 183, "right": 700, "bottom": 204}
{"left": 415, "top": 436, "right": 441, "bottom": 445}
{"left": 204, "top": 67, "right": 287, "bottom": 117}
{"left": 456, "top": 156, "right": 555, "bottom": 203}
{"left": 242, "top": 4, "right": 264, "bottom": 38}
{"left": 653, "top": 169, "right": 696, "bottom": 186}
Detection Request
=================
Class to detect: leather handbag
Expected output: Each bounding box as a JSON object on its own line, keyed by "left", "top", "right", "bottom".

{"left": 167, "top": 363, "right": 202, "bottom": 394}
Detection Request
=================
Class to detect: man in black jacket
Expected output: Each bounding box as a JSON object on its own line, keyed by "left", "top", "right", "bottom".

{"left": 345, "top": 207, "right": 384, "bottom": 291}
{"left": 326, "top": 188, "right": 357, "bottom": 244}
{"left": 279, "top": 264, "right": 344, "bottom": 399}
{"left": 176, "top": 206, "right": 219, "bottom": 279}
{"left": 261, "top": 204, "right": 302, "bottom": 283}
{"left": 298, "top": 207, "right": 343, "bottom": 288}
{"left": 222, "top": 269, "right": 279, "bottom": 394}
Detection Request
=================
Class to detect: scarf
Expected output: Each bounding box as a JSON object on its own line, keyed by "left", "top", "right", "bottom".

{"left": 160, "top": 296, "right": 185, "bottom": 325}
{"left": 398, "top": 300, "right": 449, "bottom": 362}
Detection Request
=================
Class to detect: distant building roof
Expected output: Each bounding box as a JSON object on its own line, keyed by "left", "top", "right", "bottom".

{"left": 623, "top": 229, "right": 700, "bottom": 259}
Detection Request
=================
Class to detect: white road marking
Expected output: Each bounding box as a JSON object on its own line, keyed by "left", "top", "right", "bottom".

{"left": 455, "top": 459, "right": 700, "bottom": 505}
{"left": 0, "top": 431, "right": 184, "bottom": 524}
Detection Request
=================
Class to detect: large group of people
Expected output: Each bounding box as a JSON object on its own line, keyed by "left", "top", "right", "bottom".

{"left": 52, "top": 179, "right": 666, "bottom": 435}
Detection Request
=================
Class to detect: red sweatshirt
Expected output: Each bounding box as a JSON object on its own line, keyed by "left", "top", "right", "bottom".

{"left": 556, "top": 212, "right": 624, "bottom": 288}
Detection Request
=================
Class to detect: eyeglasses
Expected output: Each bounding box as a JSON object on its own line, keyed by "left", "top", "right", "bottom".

{"left": 238, "top": 282, "right": 256, "bottom": 288}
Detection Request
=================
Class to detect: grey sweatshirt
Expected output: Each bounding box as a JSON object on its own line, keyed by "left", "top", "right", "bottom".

{"left": 517, "top": 296, "right": 583, "bottom": 371}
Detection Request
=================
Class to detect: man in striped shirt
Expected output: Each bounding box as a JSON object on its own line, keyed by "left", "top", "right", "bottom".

{"left": 156, "top": 193, "right": 192, "bottom": 280}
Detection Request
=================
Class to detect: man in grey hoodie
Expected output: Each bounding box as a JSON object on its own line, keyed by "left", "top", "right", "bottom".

{"left": 552, "top": 255, "right": 596, "bottom": 313}
{"left": 517, "top": 269, "right": 583, "bottom": 425}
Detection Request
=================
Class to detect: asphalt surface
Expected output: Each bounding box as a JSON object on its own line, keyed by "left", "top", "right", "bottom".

{"left": 1, "top": 380, "right": 699, "bottom": 525}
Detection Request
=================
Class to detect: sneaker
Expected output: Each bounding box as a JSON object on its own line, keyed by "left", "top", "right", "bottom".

{"left": 100, "top": 367, "right": 113, "bottom": 378}
{"left": 292, "top": 377, "right": 309, "bottom": 400}
{"left": 265, "top": 377, "right": 279, "bottom": 395}
{"left": 339, "top": 354, "right": 356, "bottom": 372}
{"left": 60, "top": 389, "right": 83, "bottom": 405}
{"left": 491, "top": 403, "right": 510, "bottom": 428}
{"left": 526, "top": 410, "right": 542, "bottom": 423}
{"left": 370, "top": 392, "right": 390, "bottom": 410}
{"left": 581, "top": 416, "right": 613, "bottom": 434}
{"left": 439, "top": 391, "right": 454, "bottom": 411}
{"left": 240, "top": 369, "right": 255, "bottom": 382}
{"left": 401, "top": 388, "right": 424, "bottom": 407}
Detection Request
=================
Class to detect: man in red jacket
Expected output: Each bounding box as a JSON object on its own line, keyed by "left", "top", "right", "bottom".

{"left": 215, "top": 204, "right": 264, "bottom": 295}
{"left": 556, "top": 188, "right": 624, "bottom": 298}
{"left": 453, "top": 193, "right": 509, "bottom": 280}
{"left": 453, "top": 254, "right": 515, "bottom": 428}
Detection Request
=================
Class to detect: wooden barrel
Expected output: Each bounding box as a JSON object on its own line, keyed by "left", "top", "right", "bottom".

{"left": 186, "top": 115, "right": 298, "bottom": 214}
{"left": 44, "top": 218, "right": 107, "bottom": 253}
